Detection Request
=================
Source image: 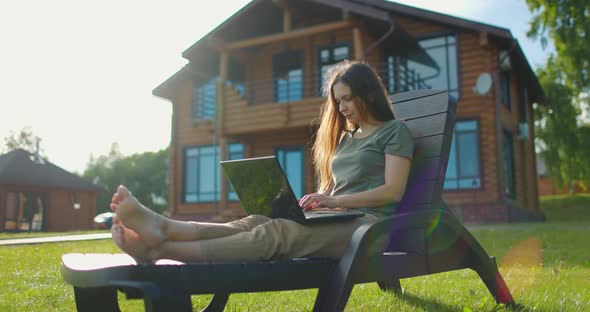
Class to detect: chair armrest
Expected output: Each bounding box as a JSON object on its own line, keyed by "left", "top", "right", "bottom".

{"left": 336, "top": 216, "right": 396, "bottom": 275}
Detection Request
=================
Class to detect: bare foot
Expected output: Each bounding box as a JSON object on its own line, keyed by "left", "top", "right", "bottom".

{"left": 111, "top": 223, "right": 158, "bottom": 263}
{"left": 110, "top": 185, "right": 166, "bottom": 248}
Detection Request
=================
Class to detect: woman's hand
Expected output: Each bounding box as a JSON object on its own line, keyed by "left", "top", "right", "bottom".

{"left": 299, "top": 193, "right": 338, "bottom": 211}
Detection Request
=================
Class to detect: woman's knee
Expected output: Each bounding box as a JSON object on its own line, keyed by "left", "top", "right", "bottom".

{"left": 244, "top": 214, "right": 271, "bottom": 225}
{"left": 224, "top": 215, "right": 271, "bottom": 233}
{"left": 255, "top": 219, "right": 311, "bottom": 256}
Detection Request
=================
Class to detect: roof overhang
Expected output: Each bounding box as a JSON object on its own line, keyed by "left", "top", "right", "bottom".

{"left": 153, "top": 66, "right": 191, "bottom": 100}
{"left": 0, "top": 149, "right": 103, "bottom": 192}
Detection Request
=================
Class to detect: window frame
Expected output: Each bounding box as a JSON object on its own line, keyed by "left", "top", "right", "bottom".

{"left": 317, "top": 43, "right": 351, "bottom": 95}
{"left": 418, "top": 32, "right": 461, "bottom": 100}
{"left": 274, "top": 146, "right": 306, "bottom": 199}
{"left": 182, "top": 145, "right": 221, "bottom": 203}
{"left": 191, "top": 76, "right": 218, "bottom": 121}
{"left": 444, "top": 119, "right": 484, "bottom": 191}
{"left": 385, "top": 32, "right": 461, "bottom": 100}
{"left": 183, "top": 144, "right": 246, "bottom": 203}
{"left": 226, "top": 143, "right": 245, "bottom": 201}
{"left": 500, "top": 71, "right": 512, "bottom": 111}
{"left": 502, "top": 129, "right": 516, "bottom": 198}
{"left": 272, "top": 50, "right": 304, "bottom": 103}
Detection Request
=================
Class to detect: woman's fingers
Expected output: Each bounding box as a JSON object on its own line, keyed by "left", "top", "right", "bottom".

{"left": 299, "top": 193, "right": 319, "bottom": 209}
{"left": 301, "top": 199, "right": 318, "bottom": 210}
{"left": 300, "top": 193, "right": 338, "bottom": 210}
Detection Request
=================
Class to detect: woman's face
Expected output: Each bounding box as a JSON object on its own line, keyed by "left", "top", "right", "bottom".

{"left": 332, "top": 81, "right": 362, "bottom": 125}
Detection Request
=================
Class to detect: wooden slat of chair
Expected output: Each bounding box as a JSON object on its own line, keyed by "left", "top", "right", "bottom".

{"left": 392, "top": 89, "right": 450, "bottom": 118}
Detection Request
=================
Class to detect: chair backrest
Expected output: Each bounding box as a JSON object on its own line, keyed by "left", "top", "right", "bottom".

{"left": 390, "top": 90, "right": 456, "bottom": 213}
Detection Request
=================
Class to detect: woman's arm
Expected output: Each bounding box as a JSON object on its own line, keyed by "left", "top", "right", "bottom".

{"left": 299, "top": 154, "right": 411, "bottom": 210}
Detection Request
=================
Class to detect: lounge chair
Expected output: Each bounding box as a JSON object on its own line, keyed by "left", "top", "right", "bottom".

{"left": 61, "top": 89, "right": 514, "bottom": 311}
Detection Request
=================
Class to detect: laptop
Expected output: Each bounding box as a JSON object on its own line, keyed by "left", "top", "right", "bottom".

{"left": 220, "top": 156, "right": 364, "bottom": 224}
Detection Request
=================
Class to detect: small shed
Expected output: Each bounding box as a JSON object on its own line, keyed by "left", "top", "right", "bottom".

{"left": 0, "top": 149, "right": 102, "bottom": 232}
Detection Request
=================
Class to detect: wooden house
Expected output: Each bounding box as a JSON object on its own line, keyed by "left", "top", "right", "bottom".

{"left": 0, "top": 149, "right": 101, "bottom": 232}
{"left": 153, "top": 0, "right": 545, "bottom": 223}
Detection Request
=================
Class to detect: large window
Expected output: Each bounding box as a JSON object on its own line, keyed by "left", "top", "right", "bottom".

{"left": 500, "top": 71, "right": 511, "bottom": 110}
{"left": 390, "top": 34, "right": 459, "bottom": 100}
{"left": 184, "top": 143, "right": 245, "bottom": 203}
{"left": 503, "top": 130, "right": 516, "bottom": 198}
{"left": 318, "top": 45, "right": 350, "bottom": 93}
{"left": 273, "top": 51, "right": 303, "bottom": 103}
{"left": 444, "top": 120, "right": 481, "bottom": 190}
{"left": 227, "top": 143, "right": 245, "bottom": 201}
{"left": 192, "top": 77, "right": 217, "bottom": 120}
{"left": 275, "top": 147, "right": 305, "bottom": 199}
{"left": 184, "top": 145, "right": 220, "bottom": 202}
{"left": 3, "top": 192, "right": 45, "bottom": 232}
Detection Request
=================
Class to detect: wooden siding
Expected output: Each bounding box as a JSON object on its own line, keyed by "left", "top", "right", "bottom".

{"left": 46, "top": 190, "right": 96, "bottom": 231}
{"left": 224, "top": 90, "right": 323, "bottom": 135}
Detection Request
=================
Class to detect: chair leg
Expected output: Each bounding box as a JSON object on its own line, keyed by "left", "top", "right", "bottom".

{"left": 312, "top": 281, "right": 354, "bottom": 312}
{"left": 74, "top": 286, "right": 121, "bottom": 312}
{"left": 201, "top": 293, "right": 230, "bottom": 312}
{"left": 475, "top": 258, "right": 515, "bottom": 305}
{"left": 143, "top": 292, "right": 193, "bottom": 312}
{"left": 112, "top": 280, "right": 193, "bottom": 312}
{"left": 377, "top": 279, "right": 402, "bottom": 294}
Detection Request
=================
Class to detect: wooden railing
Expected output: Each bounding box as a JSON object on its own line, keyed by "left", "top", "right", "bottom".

{"left": 189, "top": 61, "right": 434, "bottom": 132}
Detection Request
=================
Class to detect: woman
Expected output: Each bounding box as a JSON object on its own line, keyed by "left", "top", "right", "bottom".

{"left": 110, "top": 60, "right": 414, "bottom": 263}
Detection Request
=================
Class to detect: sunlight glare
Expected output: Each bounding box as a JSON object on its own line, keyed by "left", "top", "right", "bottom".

{"left": 500, "top": 237, "right": 543, "bottom": 297}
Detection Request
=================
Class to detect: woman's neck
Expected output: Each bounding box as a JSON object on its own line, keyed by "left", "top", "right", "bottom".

{"left": 354, "top": 120, "right": 383, "bottom": 138}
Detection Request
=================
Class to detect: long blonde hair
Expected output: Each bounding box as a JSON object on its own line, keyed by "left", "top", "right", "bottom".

{"left": 312, "top": 60, "right": 395, "bottom": 192}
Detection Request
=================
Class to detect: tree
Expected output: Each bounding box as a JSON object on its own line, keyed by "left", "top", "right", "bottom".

{"left": 2, "top": 127, "right": 45, "bottom": 157}
{"left": 83, "top": 143, "right": 169, "bottom": 214}
{"left": 534, "top": 57, "right": 586, "bottom": 193}
{"left": 526, "top": 0, "right": 590, "bottom": 192}
{"left": 526, "top": 0, "right": 590, "bottom": 90}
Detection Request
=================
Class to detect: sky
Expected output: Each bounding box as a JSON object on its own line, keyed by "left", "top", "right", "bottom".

{"left": 0, "top": 0, "right": 552, "bottom": 174}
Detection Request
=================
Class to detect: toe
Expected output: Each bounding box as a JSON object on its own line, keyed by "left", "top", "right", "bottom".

{"left": 111, "top": 224, "right": 122, "bottom": 244}
{"left": 117, "top": 185, "right": 131, "bottom": 199}
{"left": 112, "top": 193, "right": 120, "bottom": 204}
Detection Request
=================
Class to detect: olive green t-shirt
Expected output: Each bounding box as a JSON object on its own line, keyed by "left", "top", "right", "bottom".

{"left": 330, "top": 119, "right": 414, "bottom": 217}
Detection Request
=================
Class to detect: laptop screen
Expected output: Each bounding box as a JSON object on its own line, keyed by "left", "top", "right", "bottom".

{"left": 220, "top": 156, "right": 302, "bottom": 219}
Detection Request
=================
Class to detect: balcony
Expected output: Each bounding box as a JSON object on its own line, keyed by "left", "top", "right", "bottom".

{"left": 202, "top": 61, "right": 431, "bottom": 136}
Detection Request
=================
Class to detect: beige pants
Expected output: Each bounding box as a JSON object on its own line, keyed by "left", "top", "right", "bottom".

{"left": 192, "top": 214, "right": 378, "bottom": 262}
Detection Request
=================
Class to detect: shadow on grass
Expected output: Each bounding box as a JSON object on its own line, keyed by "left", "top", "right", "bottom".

{"left": 389, "top": 291, "right": 462, "bottom": 311}
{"left": 391, "top": 291, "right": 534, "bottom": 312}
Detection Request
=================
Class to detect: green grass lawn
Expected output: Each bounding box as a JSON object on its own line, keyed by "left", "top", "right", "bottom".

{"left": 0, "top": 195, "right": 588, "bottom": 311}
{"left": 0, "top": 229, "right": 109, "bottom": 240}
